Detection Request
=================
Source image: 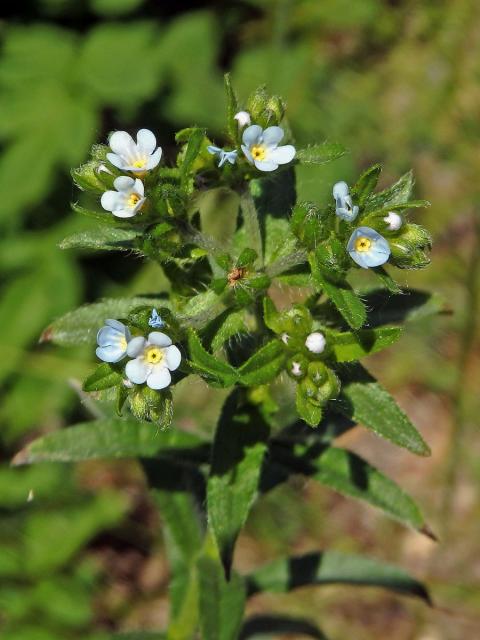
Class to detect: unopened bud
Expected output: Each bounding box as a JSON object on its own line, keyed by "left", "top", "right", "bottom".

{"left": 383, "top": 211, "right": 403, "bottom": 231}
{"left": 234, "top": 111, "right": 251, "bottom": 127}
{"left": 305, "top": 332, "right": 326, "bottom": 354}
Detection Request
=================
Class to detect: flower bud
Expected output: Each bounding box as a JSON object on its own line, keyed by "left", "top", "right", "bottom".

{"left": 129, "top": 387, "right": 172, "bottom": 425}
{"left": 389, "top": 223, "right": 432, "bottom": 270}
{"left": 383, "top": 211, "right": 403, "bottom": 231}
{"left": 279, "top": 305, "right": 313, "bottom": 336}
{"left": 286, "top": 354, "right": 308, "bottom": 380}
{"left": 265, "top": 95, "right": 285, "bottom": 124}
{"left": 305, "top": 332, "right": 326, "bottom": 354}
{"left": 234, "top": 111, "right": 251, "bottom": 127}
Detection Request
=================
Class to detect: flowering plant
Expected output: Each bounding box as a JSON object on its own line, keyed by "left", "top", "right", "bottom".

{"left": 15, "top": 77, "right": 438, "bottom": 637}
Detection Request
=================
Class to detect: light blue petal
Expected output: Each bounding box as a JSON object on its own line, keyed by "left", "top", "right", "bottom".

{"left": 127, "top": 336, "right": 146, "bottom": 357}
{"left": 268, "top": 144, "right": 295, "bottom": 165}
{"left": 254, "top": 159, "right": 279, "bottom": 172}
{"left": 165, "top": 345, "right": 181, "bottom": 371}
{"left": 347, "top": 227, "right": 390, "bottom": 269}
{"left": 148, "top": 309, "right": 164, "bottom": 329}
{"left": 125, "top": 358, "right": 150, "bottom": 384}
{"left": 225, "top": 150, "right": 238, "bottom": 164}
{"left": 262, "top": 126, "right": 284, "bottom": 147}
{"left": 148, "top": 332, "right": 172, "bottom": 347}
{"left": 242, "top": 125, "right": 263, "bottom": 147}
{"left": 146, "top": 366, "right": 171, "bottom": 390}
{"left": 97, "top": 326, "right": 121, "bottom": 347}
{"left": 207, "top": 145, "right": 221, "bottom": 155}
{"left": 96, "top": 344, "right": 126, "bottom": 363}
{"left": 333, "top": 181, "right": 349, "bottom": 199}
{"left": 241, "top": 144, "right": 254, "bottom": 164}
{"left": 105, "top": 319, "right": 126, "bottom": 332}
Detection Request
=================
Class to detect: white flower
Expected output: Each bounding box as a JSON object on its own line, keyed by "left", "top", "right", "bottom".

{"left": 101, "top": 176, "right": 146, "bottom": 218}
{"left": 107, "top": 129, "right": 162, "bottom": 174}
{"left": 96, "top": 319, "right": 131, "bottom": 363}
{"left": 234, "top": 111, "right": 251, "bottom": 127}
{"left": 305, "top": 332, "right": 326, "bottom": 354}
{"left": 384, "top": 211, "right": 403, "bottom": 231}
{"left": 333, "top": 181, "right": 359, "bottom": 222}
{"left": 241, "top": 125, "right": 296, "bottom": 172}
{"left": 291, "top": 361, "right": 303, "bottom": 377}
{"left": 125, "top": 332, "right": 181, "bottom": 390}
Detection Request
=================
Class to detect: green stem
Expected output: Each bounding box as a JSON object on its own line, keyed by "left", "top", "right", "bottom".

{"left": 240, "top": 189, "right": 264, "bottom": 267}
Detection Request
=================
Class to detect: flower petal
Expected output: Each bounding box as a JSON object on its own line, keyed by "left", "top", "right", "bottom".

{"left": 242, "top": 125, "right": 263, "bottom": 147}
{"left": 97, "top": 326, "right": 121, "bottom": 347}
{"left": 132, "top": 197, "right": 146, "bottom": 214}
{"left": 333, "top": 181, "right": 349, "bottom": 199}
{"left": 113, "top": 176, "right": 135, "bottom": 192}
{"left": 148, "top": 331, "right": 172, "bottom": 347}
{"left": 100, "top": 190, "right": 118, "bottom": 212}
{"left": 96, "top": 344, "right": 126, "bottom": 363}
{"left": 241, "top": 144, "right": 253, "bottom": 164}
{"left": 165, "top": 345, "right": 181, "bottom": 371}
{"left": 105, "top": 319, "right": 127, "bottom": 332}
{"left": 136, "top": 128, "right": 156, "bottom": 154}
{"left": 132, "top": 179, "right": 144, "bottom": 197}
{"left": 146, "top": 366, "right": 171, "bottom": 390}
{"left": 268, "top": 144, "right": 296, "bottom": 165}
{"left": 112, "top": 208, "right": 138, "bottom": 219}
{"left": 126, "top": 358, "right": 150, "bottom": 384}
{"left": 127, "top": 336, "right": 147, "bottom": 357}
{"left": 146, "top": 147, "right": 162, "bottom": 169}
{"left": 106, "top": 153, "right": 126, "bottom": 169}
{"left": 109, "top": 131, "right": 135, "bottom": 156}
{"left": 262, "top": 126, "right": 284, "bottom": 147}
{"left": 253, "top": 159, "right": 279, "bottom": 172}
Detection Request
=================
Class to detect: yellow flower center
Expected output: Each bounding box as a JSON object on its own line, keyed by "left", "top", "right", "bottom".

{"left": 251, "top": 144, "right": 267, "bottom": 161}
{"left": 128, "top": 193, "right": 141, "bottom": 208}
{"left": 145, "top": 346, "right": 164, "bottom": 365}
{"left": 119, "top": 336, "right": 128, "bottom": 350}
{"left": 133, "top": 159, "right": 146, "bottom": 168}
{"left": 355, "top": 237, "right": 372, "bottom": 252}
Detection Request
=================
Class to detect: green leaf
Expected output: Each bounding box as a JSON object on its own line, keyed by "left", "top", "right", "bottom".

{"left": 330, "top": 326, "right": 402, "bottom": 362}
{"left": 310, "top": 255, "right": 366, "bottom": 329}
{"left": 238, "top": 340, "right": 286, "bottom": 386}
{"left": 296, "top": 385, "right": 323, "bottom": 427}
{"left": 187, "top": 329, "right": 238, "bottom": 388}
{"left": 12, "top": 418, "right": 203, "bottom": 465}
{"left": 59, "top": 227, "right": 141, "bottom": 251}
{"left": 71, "top": 202, "right": 117, "bottom": 224}
{"left": 209, "top": 310, "right": 249, "bottom": 352}
{"left": 41, "top": 296, "right": 169, "bottom": 346}
{"left": 363, "top": 289, "right": 447, "bottom": 327}
{"left": 365, "top": 170, "right": 414, "bottom": 212}
{"left": 246, "top": 550, "right": 431, "bottom": 604}
{"left": 296, "top": 142, "right": 347, "bottom": 165}
{"left": 83, "top": 363, "right": 123, "bottom": 392}
{"left": 310, "top": 447, "right": 426, "bottom": 531}
{"left": 224, "top": 73, "right": 239, "bottom": 142}
{"left": 208, "top": 391, "right": 270, "bottom": 576}
{"left": 352, "top": 163, "right": 381, "bottom": 206}
{"left": 372, "top": 265, "right": 402, "bottom": 294}
{"left": 240, "top": 191, "right": 263, "bottom": 266}
{"left": 198, "top": 554, "right": 246, "bottom": 640}
{"left": 180, "top": 127, "right": 206, "bottom": 186}
{"left": 337, "top": 364, "right": 431, "bottom": 456}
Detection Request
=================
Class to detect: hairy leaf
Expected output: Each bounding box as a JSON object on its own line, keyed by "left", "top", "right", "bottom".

{"left": 296, "top": 142, "right": 347, "bottom": 165}
{"left": 59, "top": 227, "right": 141, "bottom": 251}
{"left": 330, "top": 326, "right": 402, "bottom": 361}
{"left": 83, "top": 363, "right": 123, "bottom": 392}
{"left": 238, "top": 340, "right": 286, "bottom": 386}
{"left": 188, "top": 329, "right": 238, "bottom": 387}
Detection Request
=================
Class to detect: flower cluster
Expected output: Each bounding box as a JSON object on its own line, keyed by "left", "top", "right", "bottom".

{"left": 96, "top": 311, "right": 181, "bottom": 391}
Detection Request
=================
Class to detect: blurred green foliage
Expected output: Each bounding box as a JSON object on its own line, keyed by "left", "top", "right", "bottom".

{"left": 1, "top": 0, "right": 479, "bottom": 638}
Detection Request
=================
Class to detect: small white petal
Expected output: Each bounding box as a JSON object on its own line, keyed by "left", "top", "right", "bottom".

{"left": 241, "top": 144, "right": 254, "bottom": 164}
{"left": 127, "top": 336, "right": 147, "bottom": 357}
{"left": 254, "top": 159, "right": 278, "bottom": 172}
{"left": 148, "top": 332, "right": 172, "bottom": 347}
{"left": 106, "top": 153, "right": 126, "bottom": 169}
{"left": 262, "top": 126, "right": 284, "bottom": 147}
{"left": 164, "top": 345, "right": 181, "bottom": 371}
{"left": 126, "top": 358, "right": 150, "bottom": 384}
{"left": 132, "top": 197, "right": 146, "bottom": 214}
{"left": 112, "top": 208, "right": 138, "bottom": 219}
{"left": 97, "top": 326, "right": 121, "bottom": 347}
{"left": 109, "top": 131, "right": 135, "bottom": 156}
{"left": 333, "top": 181, "right": 350, "bottom": 199}
{"left": 105, "top": 319, "right": 127, "bottom": 332}
{"left": 133, "top": 179, "right": 145, "bottom": 197}
{"left": 101, "top": 190, "right": 118, "bottom": 212}
{"left": 146, "top": 366, "right": 171, "bottom": 390}
{"left": 114, "top": 176, "right": 135, "bottom": 192}
{"left": 146, "top": 147, "right": 162, "bottom": 169}
{"left": 136, "top": 128, "right": 157, "bottom": 154}
{"left": 96, "top": 344, "right": 126, "bottom": 363}
{"left": 243, "top": 125, "right": 263, "bottom": 147}
{"left": 234, "top": 111, "right": 251, "bottom": 127}
{"left": 268, "top": 144, "right": 296, "bottom": 165}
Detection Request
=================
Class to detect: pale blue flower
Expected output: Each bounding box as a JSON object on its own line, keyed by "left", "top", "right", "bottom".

{"left": 241, "top": 125, "right": 296, "bottom": 172}
{"left": 333, "top": 181, "right": 359, "bottom": 222}
{"left": 107, "top": 129, "right": 162, "bottom": 174}
{"left": 125, "top": 332, "right": 181, "bottom": 390}
{"left": 96, "top": 319, "right": 131, "bottom": 363}
{"left": 347, "top": 227, "right": 391, "bottom": 269}
{"left": 101, "top": 176, "right": 145, "bottom": 218}
{"left": 207, "top": 145, "right": 238, "bottom": 167}
{"left": 148, "top": 308, "right": 164, "bottom": 329}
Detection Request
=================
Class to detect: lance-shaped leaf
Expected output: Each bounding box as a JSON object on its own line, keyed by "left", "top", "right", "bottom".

{"left": 246, "top": 550, "right": 431, "bottom": 604}
{"left": 309, "top": 446, "right": 427, "bottom": 532}
{"left": 238, "top": 340, "right": 286, "bottom": 386}
{"left": 180, "top": 127, "right": 206, "bottom": 186}
{"left": 365, "top": 170, "right": 414, "bottom": 212}
{"left": 224, "top": 72, "right": 239, "bottom": 142}
{"left": 83, "top": 362, "right": 123, "bottom": 392}
{"left": 198, "top": 553, "right": 246, "bottom": 640}
{"left": 336, "top": 364, "right": 430, "bottom": 456}
{"left": 187, "top": 329, "right": 238, "bottom": 388}
{"left": 296, "top": 142, "right": 346, "bottom": 165}
{"left": 363, "top": 289, "right": 447, "bottom": 327}
{"left": 310, "top": 254, "right": 366, "bottom": 329}
{"left": 41, "top": 296, "right": 169, "bottom": 346}
{"left": 352, "top": 163, "right": 381, "bottom": 206}
{"left": 59, "top": 227, "right": 141, "bottom": 251}
{"left": 372, "top": 265, "right": 402, "bottom": 294}
{"left": 330, "top": 326, "right": 402, "bottom": 362}
{"left": 12, "top": 418, "right": 203, "bottom": 465}
{"left": 208, "top": 391, "right": 270, "bottom": 576}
